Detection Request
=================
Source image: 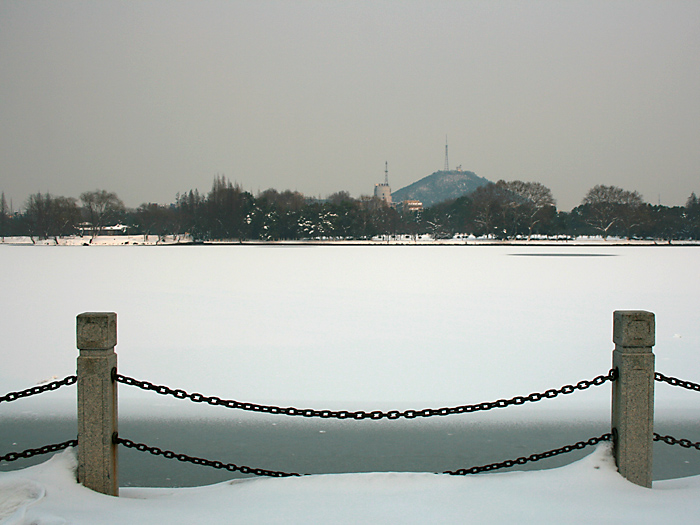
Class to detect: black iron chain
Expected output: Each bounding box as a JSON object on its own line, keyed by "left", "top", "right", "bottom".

{"left": 444, "top": 433, "right": 612, "bottom": 475}
{"left": 116, "top": 434, "right": 612, "bottom": 479}
{"left": 115, "top": 369, "right": 616, "bottom": 420}
{"left": 655, "top": 372, "right": 700, "bottom": 393}
{"left": 0, "top": 438, "right": 78, "bottom": 463}
{"left": 0, "top": 375, "right": 77, "bottom": 404}
{"left": 654, "top": 433, "right": 700, "bottom": 451}
{"left": 114, "top": 436, "right": 302, "bottom": 478}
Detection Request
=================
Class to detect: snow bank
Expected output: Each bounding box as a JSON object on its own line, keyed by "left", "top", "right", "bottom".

{"left": 1, "top": 446, "right": 699, "bottom": 524}
{"left": 0, "top": 235, "right": 191, "bottom": 246}
{"left": 3, "top": 235, "right": 698, "bottom": 246}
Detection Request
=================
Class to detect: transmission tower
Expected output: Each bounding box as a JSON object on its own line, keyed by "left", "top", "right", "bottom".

{"left": 444, "top": 136, "right": 449, "bottom": 171}
{"left": 385, "top": 161, "right": 389, "bottom": 185}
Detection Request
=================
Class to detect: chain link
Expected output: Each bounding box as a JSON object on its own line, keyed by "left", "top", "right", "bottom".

{"left": 6, "top": 372, "right": 696, "bottom": 479}
{"left": 444, "top": 433, "right": 612, "bottom": 475}
{"left": 0, "top": 375, "right": 77, "bottom": 404}
{"left": 114, "top": 436, "right": 302, "bottom": 478}
{"left": 655, "top": 372, "right": 700, "bottom": 393}
{"left": 116, "top": 434, "right": 612, "bottom": 479}
{"left": 654, "top": 433, "right": 700, "bottom": 451}
{"left": 115, "top": 369, "right": 616, "bottom": 420}
{"left": 0, "top": 439, "right": 78, "bottom": 463}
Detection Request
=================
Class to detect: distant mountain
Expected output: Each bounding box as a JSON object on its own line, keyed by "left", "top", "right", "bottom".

{"left": 392, "top": 170, "right": 491, "bottom": 208}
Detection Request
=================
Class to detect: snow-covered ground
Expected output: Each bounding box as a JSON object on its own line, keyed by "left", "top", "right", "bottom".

{"left": 0, "top": 235, "right": 191, "bottom": 246}
{"left": 2, "top": 234, "right": 699, "bottom": 246}
{"left": 2, "top": 446, "right": 700, "bottom": 524}
{"left": 1, "top": 244, "right": 699, "bottom": 522}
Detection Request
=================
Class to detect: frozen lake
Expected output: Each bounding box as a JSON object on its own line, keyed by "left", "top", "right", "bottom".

{"left": 1, "top": 245, "right": 699, "bottom": 484}
{"left": 3, "top": 415, "right": 700, "bottom": 486}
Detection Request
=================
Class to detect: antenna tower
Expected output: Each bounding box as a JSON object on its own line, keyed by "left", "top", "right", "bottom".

{"left": 385, "top": 161, "right": 389, "bottom": 185}
{"left": 444, "top": 136, "right": 449, "bottom": 171}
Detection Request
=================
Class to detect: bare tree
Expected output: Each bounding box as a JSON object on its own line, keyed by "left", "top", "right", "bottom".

{"left": 497, "top": 180, "right": 556, "bottom": 240}
{"left": 579, "top": 185, "right": 644, "bottom": 238}
{"left": 134, "top": 203, "right": 178, "bottom": 242}
{"left": 686, "top": 192, "right": 700, "bottom": 239}
{"left": 0, "top": 192, "right": 7, "bottom": 240}
{"left": 26, "top": 192, "right": 80, "bottom": 242}
{"left": 470, "top": 183, "right": 517, "bottom": 238}
{"left": 79, "top": 190, "right": 125, "bottom": 236}
{"left": 257, "top": 188, "right": 306, "bottom": 211}
{"left": 327, "top": 191, "right": 353, "bottom": 206}
{"left": 26, "top": 192, "right": 53, "bottom": 242}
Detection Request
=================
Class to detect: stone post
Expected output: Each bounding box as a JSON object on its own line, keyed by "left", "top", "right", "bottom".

{"left": 77, "top": 312, "right": 118, "bottom": 496}
{"left": 611, "top": 310, "right": 655, "bottom": 488}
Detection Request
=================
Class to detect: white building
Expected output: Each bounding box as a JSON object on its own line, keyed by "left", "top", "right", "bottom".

{"left": 374, "top": 161, "right": 392, "bottom": 206}
{"left": 374, "top": 183, "right": 392, "bottom": 206}
{"left": 401, "top": 200, "right": 423, "bottom": 213}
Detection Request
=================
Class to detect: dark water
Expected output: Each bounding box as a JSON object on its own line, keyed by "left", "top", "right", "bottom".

{"left": 2, "top": 416, "right": 699, "bottom": 487}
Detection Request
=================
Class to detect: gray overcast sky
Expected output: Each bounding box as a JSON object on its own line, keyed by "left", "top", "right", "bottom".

{"left": 1, "top": 0, "right": 698, "bottom": 211}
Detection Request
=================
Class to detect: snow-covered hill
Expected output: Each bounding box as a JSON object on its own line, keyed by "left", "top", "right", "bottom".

{"left": 391, "top": 169, "right": 490, "bottom": 207}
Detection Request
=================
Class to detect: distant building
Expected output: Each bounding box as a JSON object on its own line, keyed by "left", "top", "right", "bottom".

{"left": 400, "top": 200, "right": 423, "bottom": 213}
{"left": 374, "top": 183, "right": 392, "bottom": 206}
{"left": 374, "top": 161, "right": 392, "bottom": 206}
{"left": 76, "top": 223, "right": 129, "bottom": 236}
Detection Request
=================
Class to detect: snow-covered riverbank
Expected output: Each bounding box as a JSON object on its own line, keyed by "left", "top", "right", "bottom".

{"left": 2, "top": 234, "right": 699, "bottom": 246}
{"left": 2, "top": 446, "right": 700, "bottom": 524}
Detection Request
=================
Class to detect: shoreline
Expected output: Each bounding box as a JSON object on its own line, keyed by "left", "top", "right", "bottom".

{"left": 1, "top": 235, "right": 699, "bottom": 247}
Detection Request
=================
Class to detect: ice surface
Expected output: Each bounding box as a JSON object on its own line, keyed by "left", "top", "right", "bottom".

{"left": 1, "top": 244, "right": 698, "bottom": 420}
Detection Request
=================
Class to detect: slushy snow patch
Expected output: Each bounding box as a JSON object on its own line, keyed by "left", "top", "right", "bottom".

{"left": 1, "top": 446, "right": 700, "bottom": 524}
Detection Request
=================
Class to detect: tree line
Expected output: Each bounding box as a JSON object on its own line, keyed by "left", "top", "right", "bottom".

{"left": 424, "top": 182, "right": 700, "bottom": 241}
{"left": 2, "top": 177, "right": 699, "bottom": 241}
